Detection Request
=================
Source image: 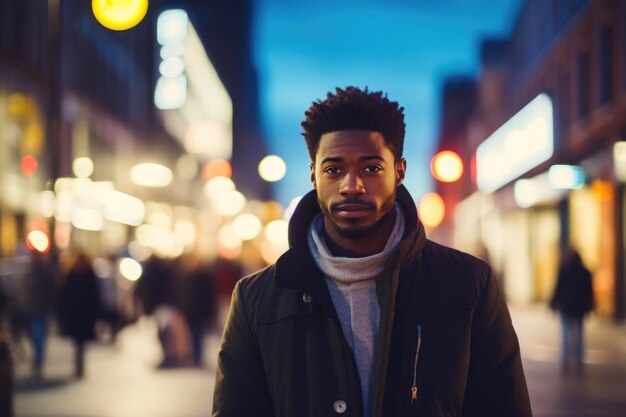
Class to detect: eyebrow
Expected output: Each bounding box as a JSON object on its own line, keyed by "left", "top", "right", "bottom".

{"left": 320, "top": 155, "right": 385, "bottom": 165}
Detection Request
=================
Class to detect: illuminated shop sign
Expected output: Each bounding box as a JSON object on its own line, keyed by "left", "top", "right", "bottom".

{"left": 154, "top": 9, "right": 233, "bottom": 160}
{"left": 476, "top": 93, "right": 554, "bottom": 193}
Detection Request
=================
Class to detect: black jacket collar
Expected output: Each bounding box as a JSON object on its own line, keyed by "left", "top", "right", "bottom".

{"left": 275, "top": 185, "right": 426, "bottom": 297}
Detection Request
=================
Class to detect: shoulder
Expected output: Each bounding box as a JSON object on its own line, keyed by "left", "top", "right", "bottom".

{"left": 423, "top": 240, "right": 490, "bottom": 275}
{"left": 420, "top": 240, "right": 493, "bottom": 307}
{"left": 236, "top": 264, "right": 278, "bottom": 307}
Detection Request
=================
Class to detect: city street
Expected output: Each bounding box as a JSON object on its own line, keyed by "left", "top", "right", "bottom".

{"left": 13, "top": 305, "right": 626, "bottom": 417}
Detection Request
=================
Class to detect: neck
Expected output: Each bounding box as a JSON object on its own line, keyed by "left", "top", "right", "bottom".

{"left": 323, "top": 209, "right": 397, "bottom": 257}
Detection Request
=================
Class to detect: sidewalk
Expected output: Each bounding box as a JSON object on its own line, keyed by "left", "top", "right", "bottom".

{"left": 12, "top": 305, "right": 626, "bottom": 417}
{"left": 511, "top": 305, "right": 626, "bottom": 417}
{"left": 14, "top": 317, "right": 220, "bottom": 417}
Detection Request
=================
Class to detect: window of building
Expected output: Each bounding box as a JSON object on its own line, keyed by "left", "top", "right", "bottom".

{"left": 576, "top": 51, "right": 590, "bottom": 121}
{"left": 598, "top": 25, "right": 614, "bottom": 106}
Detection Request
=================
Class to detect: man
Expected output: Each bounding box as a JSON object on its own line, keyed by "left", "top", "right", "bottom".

{"left": 213, "top": 87, "right": 532, "bottom": 417}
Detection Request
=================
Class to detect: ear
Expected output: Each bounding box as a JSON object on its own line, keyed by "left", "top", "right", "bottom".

{"left": 395, "top": 158, "right": 406, "bottom": 187}
{"left": 310, "top": 162, "right": 316, "bottom": 189}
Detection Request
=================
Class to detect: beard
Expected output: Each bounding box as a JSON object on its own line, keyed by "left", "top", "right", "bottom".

{"left": 317, "top": 190, "right": 397, "bottom": 240}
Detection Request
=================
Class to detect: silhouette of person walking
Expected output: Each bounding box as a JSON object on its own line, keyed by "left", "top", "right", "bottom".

{"left": 550, "top": 248, "right": 594, "bottom": 375}
{"left": 20, "top": 250, "right": 56, "bottom": 377}
{"left": 182, "top": 262, "right": 217, "bottom": 366}
{"left": 57, "top": 252, "right": 102, "bottom": 378}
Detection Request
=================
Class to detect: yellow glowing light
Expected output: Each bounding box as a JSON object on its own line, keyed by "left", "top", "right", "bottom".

{"left": 72, "top": 207, "right": 104, "bottom": 231}
{"left": 233, "top": 213, "right": 262, "bottom": 240}
{"left": 26, "top": 230, "right": 50, "bottom": 253}
{"left": 136, "top": 224, "right": 181, "bottom": 258}
{"left": 431, "top": 150, "right": 463, "bottom": 183}
{"left": 264, "top": 220, "right": 289, "bottom": 247}
{"left": 119, "top": 257, "right": 143, "bottom": 281}
{"left": 204, "top": 176, "right": 235, "bottom": 199}
{"left": 418, "top": 193, "right": 445, "bottom": 228}
{"left": 72, "top": 157, "right": 94, "bottom": 178}
{"left": 218, "top": 224, "right": 242, "bottom": 249}
{"left": 258, "top": 155, "right": 287, "bottom": 182}
{"left": 261, "top": 240, "right": 286, "bottom": 265}
{"left": 130, "top": 163, "right": 172, "bottom": 187}
{"left": 102, "top": 190, "right": 145, "bottom": 226}
{"left": 92, "top": 0, "right": 148, "bottom": 31}
{"left": 174, "top": 219, "right": 196, "bottom": 247}
{"left": 40, "top": 191, "right": 56, "bottom": 218}
{"left": 212, "top": 190, "right": 246, "bottom": 216}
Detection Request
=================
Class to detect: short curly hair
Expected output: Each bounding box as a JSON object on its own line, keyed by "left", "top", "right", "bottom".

{"left": 301, "top": 86, "right": 406, "bottom": 161}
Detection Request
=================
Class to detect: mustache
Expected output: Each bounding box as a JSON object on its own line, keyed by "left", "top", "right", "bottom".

{"left": 330, "top": 199, "right": 375, "bottom": 211}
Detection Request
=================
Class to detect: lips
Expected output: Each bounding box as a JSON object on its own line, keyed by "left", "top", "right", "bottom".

{"left": 334, "top": 204, "right": 372, "bottom": 219}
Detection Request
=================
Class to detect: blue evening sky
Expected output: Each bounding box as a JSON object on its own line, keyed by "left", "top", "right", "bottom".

{"left": 253, "top": 0, "right": 521, "bottom": 206}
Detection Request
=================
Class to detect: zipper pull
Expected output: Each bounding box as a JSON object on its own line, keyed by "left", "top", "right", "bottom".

{"left": 411, "top": 386, "right": 418, "bottom": 402}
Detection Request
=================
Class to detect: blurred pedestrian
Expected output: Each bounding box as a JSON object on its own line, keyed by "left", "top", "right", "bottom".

{"left": 57, "top": 252, "right": 102, "bottom": 378}
{"left": 213, "top": 87, "right": 532, "bottom": 417}
{"left": 550, "top": 248, "right": 594, "bottom": 376}
{"left": 213, "top": 257, "right": 243, "bottom": 330}
{"left": 182, "top": 261, "right": 218, "bottom": 366}
{"left": 134, "top": 256, "right": 192, "bottom": 367}
{"left": 19, "top": 250, "right": 56, "bottom": 377}
{"left": 94, "top": 255, "right": 121, "bottom": 342}
{"left": 0, "top": 283, "right": 13, "bottom": 417}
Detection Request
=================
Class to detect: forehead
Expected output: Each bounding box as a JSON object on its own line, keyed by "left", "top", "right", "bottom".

{"left": 316, "top": 130, "right": 393, "bottom": 161}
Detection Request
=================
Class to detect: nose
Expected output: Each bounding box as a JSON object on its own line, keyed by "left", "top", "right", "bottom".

{"left": 339, "top": 171, "right": 365, "bottom": 196}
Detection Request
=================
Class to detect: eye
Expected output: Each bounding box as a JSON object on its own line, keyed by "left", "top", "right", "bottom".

{"left": 324, "top": 166, "right": 342, "bottom": 175}
{"left": 363, "top": 166, "right": 382, "bottom": 173}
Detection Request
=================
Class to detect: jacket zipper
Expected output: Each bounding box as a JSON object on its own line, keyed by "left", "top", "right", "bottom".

{"left": 411, "top": 325, "right": 422, "bottom": 403}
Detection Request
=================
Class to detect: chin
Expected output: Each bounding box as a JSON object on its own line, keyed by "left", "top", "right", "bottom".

{"left": 331, "top": 220, "right": 378, "bottom": 240}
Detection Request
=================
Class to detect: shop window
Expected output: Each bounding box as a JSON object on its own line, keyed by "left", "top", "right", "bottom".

{"left": 576, "top": 51, "right": 590, "bottom": 121}
{"left": 598, "top": 25, "right": 614, "bottom": 106}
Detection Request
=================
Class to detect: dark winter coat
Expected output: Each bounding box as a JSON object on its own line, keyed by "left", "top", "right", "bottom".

{"left": 58, "top": 257, "right": 101, "bottom": 342}
{"left": 213, "top": 186, "right": 532, "bottom": 417}
{"left": 550, "top": 251, "right": 594, "bottom": 318}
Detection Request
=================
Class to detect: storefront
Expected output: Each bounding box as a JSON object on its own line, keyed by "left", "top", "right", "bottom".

{"left": 0, "top": 69, "right": 50, "bottom": 258}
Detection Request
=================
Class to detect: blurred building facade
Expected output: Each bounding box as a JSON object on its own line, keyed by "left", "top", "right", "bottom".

{"left": 436, "top": 0, "right": 626, "bottom": 319}
{"left": 0, "top": 1, "right": 273, "bottom": 265}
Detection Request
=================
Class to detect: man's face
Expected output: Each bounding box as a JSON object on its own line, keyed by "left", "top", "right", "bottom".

{"left": 311, "top": 130, "right": 406, "bottom": 240}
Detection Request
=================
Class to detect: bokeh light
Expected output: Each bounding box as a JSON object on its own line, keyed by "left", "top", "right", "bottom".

{"left": 40, "top": 191, "right": 56, "bottom": 218}
{"left": 218, "top": 223, "right": 242, "bottom": 250}
{"left": 92, "top": 0, "right": 149, "bottom": 31}
{"left": 130, "top": 163, "right": 173, "bottom": 187}
{"left": 204, "top": 176, "right": 235, "bottom": 198}
{"left": 233, "top": 213, "right": 262, "bottom": 240}
{"left": 21, "top": 155, "right": 38, "bottom": 177}
{"left": 26, "top": 230, "right": 50, "bottom": 253}
{"left": 418, "top": 192, "right": 445, "bottom": 228}
{"left": 431, "top": 150, "right": 463, "bottom": 183}
{"left": 211, "top": 190, "right": 246, "bottom": 216}
{"left": 203, "top": 159, "right": 232, "bottom": 181}
{"left": 258, "top": 155, "right": 286, "bottom": 182}
{"left": 264, "top": 220, "right": 289, "bottom": 247}
{"left": 119, "top": 257, "right": 143, "bottom": 281}
{"left": 72, "top": 157, "right": 94, "bottom": 178}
